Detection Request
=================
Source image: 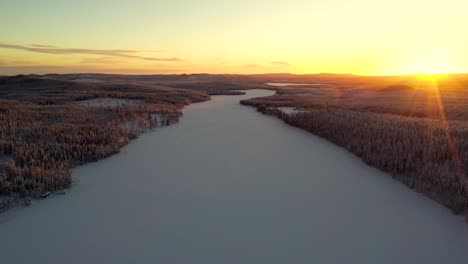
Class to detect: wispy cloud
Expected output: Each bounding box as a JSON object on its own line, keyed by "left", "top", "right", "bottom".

{"left": 29, "top": 44, "right": 57, "bottom": 48}
{"left": 271, "top": 61, "right": 293, "bottom": 66}
{"left": 0, "top": 65, "right": 187, "bottom": 75}
{"left": 0, "top": 43, "right": 139, "bottom": 56}
{"left": 81, "top": 57, "right": 122, "bottom": 64}
{"left": 81, "top": 56, "right": 184, "bottom": 64}
{"left": 0, "top": 43, "right": 185, "bottom": 62}
{"left": 143, "top": 57, "right": 184, "bottom": 62}
{"left": 0, "top": 58, "right": 39, "bottom": 66}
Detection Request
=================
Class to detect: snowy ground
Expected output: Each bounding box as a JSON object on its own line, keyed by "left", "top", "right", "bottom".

{"left": 277, "top": 106, "right": 308, "bottom": 115}
{"left": 79, "top": 98, "right": 144, "bottom": 107}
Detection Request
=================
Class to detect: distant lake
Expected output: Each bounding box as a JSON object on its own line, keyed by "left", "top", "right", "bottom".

{"left": 1, "top": 89, "right": 468, "bottom": 263}
{"left": 266, "top": 82, "right": 323, "bottom": 87}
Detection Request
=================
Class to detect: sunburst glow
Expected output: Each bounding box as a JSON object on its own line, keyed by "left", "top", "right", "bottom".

{"left": 416, "top": 74, "right": 447, "bottom": 82}
{"left": 399, "top": 51, "right": 461, "bottom": 76}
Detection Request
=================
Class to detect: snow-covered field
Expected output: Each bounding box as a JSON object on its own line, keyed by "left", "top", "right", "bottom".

{"left": 1, "top": 89, "right": 468, "bottom": 264}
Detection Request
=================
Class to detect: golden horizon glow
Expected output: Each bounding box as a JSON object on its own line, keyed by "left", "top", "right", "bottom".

{"left": 1, "top": 0, "right": 468, "bottom": 76}
{"left": 416, "top": 74, "right": 449, "bottom": 82}
{"left": 393, "top": 51, "right": 463, "bottom": 76}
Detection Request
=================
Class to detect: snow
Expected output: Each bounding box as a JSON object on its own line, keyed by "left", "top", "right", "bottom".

{"left": 267, "top": 82, "right": 323, "bottom": 87}
{"left": 1, "top": 89, "right": 468, "bottom": 263}
{"left": 79, "top": 98, "right": 144, "bottom": 107}
{"left": 277, "top": 106, "right": 307, "bottom": 114}
{"left": 75, "top": 78, "right": 106, "bottom": 83}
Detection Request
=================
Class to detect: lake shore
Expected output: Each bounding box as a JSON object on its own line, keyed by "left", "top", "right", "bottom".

{"left": 0, "top": 75, "right": 220, "bottom": 213}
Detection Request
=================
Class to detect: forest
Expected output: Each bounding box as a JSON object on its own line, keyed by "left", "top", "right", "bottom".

{"left": 0, "top": 74, "right": 264, "bottom": 212}
{"left": 242, "top": 74, "right": 468, "bottom": 214}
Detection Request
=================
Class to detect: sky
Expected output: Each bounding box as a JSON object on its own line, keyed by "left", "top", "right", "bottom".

{"left": 1, "top": 0, "right": 468, "bottom": 75}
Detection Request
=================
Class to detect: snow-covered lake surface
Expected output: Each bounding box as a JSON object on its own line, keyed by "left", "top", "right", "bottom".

{"left": 1, "top": 89, "right": 468, "bottom": 263}
{"left": 267, "top": 82, "right": 323, "bottom": 87}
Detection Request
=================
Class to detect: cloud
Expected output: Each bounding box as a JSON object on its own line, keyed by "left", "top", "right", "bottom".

{"left": 29, "top": 44, "right": 57, "bottom": 48}
{"left": 0, "top": 43, "right": 138, "bottom": 56}
{"left": 0, "top": 43, "right": 185, "bottom": 62}
{"left": 271, "top": 61, "right": 293, "bottom": 66}
{"left": 81, "top": 56, "right": 184, "bottom": 64}
{"left": 143, "top": 57, "right": 185, "bottom": 62}
{"left": 244, "top": 64, "right": 261, "bottom": 68}
{"left": 0, "top": 58, "right": 39, "bottom": 66}
{"left": 0, "top": 65, "right": 187, "bottom": 75}
{"left": 80, "top": 57, "right": 122, "bottom": 64}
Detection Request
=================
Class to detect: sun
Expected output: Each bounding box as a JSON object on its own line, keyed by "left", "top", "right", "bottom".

{"left": 416, "top": 73, "right": 447, "bottom": 82}
{"left": 398, "top": 51, "right": 460, "bottom": 77}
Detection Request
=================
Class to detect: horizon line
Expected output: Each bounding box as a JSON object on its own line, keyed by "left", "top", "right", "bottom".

{"left": 1, "top": 71, "right": 467, "bottom": 78}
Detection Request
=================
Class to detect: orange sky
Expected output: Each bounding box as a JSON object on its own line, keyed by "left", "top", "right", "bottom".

{"left": 1, "top": 0, "right": 468, "bottom": 75}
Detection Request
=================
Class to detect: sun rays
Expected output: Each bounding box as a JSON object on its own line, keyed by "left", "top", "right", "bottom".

{"left": 426, "top": 76, "right": 465, "bottom": 183}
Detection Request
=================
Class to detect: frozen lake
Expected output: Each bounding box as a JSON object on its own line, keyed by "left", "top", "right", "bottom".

{"left": 266, "top": 82, "right": 323, "bottom": 87}
{"left": 1, "top": 89, "right": 468, "bottom": 263}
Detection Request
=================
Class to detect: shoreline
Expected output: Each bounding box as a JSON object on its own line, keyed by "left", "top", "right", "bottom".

{"left": 239, "top": 94, "right": 468, "bottom": 216}
{"left": 0, "top": 90, "right": 252, "bottom": 214}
